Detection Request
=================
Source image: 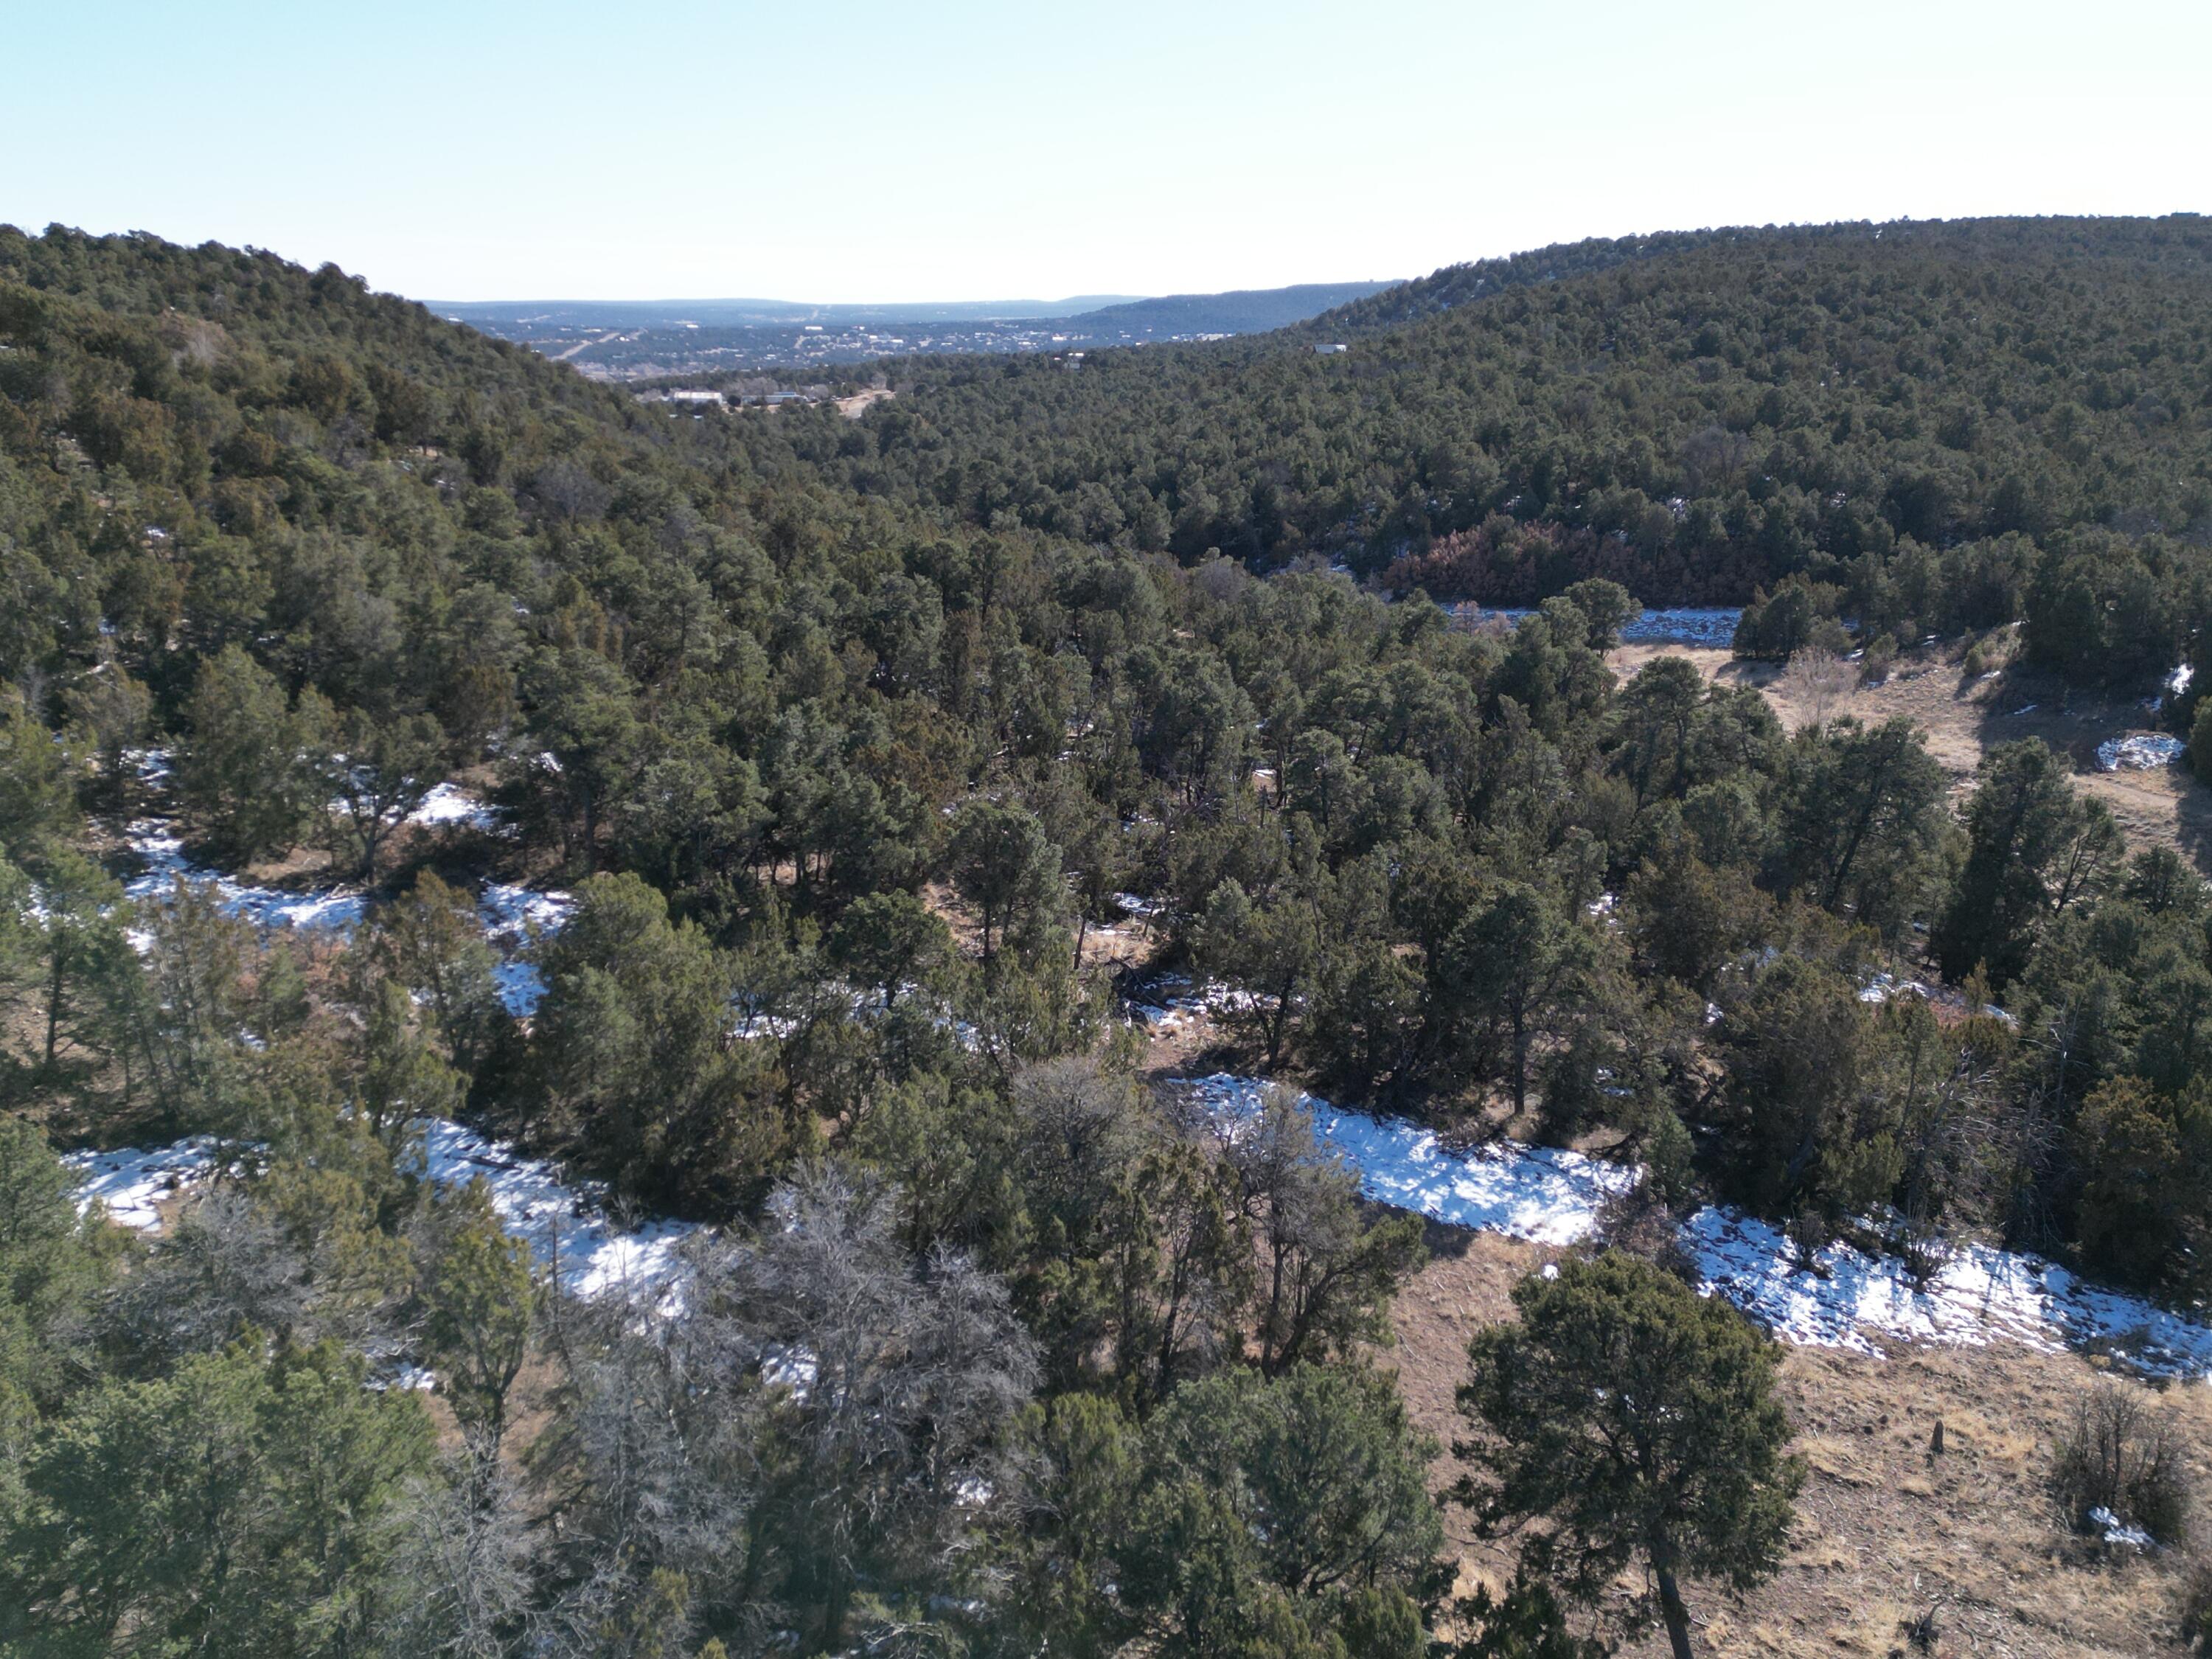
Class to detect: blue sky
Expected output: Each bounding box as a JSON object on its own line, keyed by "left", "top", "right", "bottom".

{"left": 10, "top": 0, "right": 2208, "bottom": 303}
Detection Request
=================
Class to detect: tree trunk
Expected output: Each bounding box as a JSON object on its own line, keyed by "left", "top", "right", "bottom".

{"left": 1656, "top": 1565, "right": 1695, "bottom": 1659}
{"left": 1262, "top": 1245, "right": 1287, "bottom": 1374}
{"left": 1266, "top": 974, "right": 1295, "bottom": 1071}
{"left": 1509, "top": 1001, "right": 1527, "bottom": 1117}
{"left": 45, "top": 941, "right": 64, "bottom": 1066}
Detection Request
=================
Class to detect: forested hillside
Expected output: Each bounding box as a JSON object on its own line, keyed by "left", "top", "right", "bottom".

{"left": 1, "top": 223, "right": 2211, "bottom": 1655}
{"left": 780, "top": 216, "right": 2212, "bottom": 686}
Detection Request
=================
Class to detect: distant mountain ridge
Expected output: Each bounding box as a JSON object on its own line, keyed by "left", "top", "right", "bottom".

{"left": 436, "top": 281, "right": 1397, "bottom": 338}
{"left": 439, "top": 279, "right": 1402, "bottom": 378}
{"left": 1065, "top": 282, "right": 1394, "bottom": 335}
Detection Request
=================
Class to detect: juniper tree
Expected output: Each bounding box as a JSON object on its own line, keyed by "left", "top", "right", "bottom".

{"left": 176, "top": 643, "right": 332, "bottom": 864}
{"left": 1459, "top": 1253, "right": 1802, "bottom": 1659}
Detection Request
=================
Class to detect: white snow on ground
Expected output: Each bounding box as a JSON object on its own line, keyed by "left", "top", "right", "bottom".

{"left": 400, "top": 782, "right": 507, "bottom": 832}
{"left": 1617, "top": 608, "right": 1745, "bottom": 648}
{"left": 415, "top": 1119, "right": 697, "bottom": 1301}
{"left": 114, "top": 780, "right": 569, "bottom": 1014}
{"left": 479, "top": 883, "right": 576, "bottom": 1015}
{"left": 63, "top": 1139, "right": 223, "bottom": 1231}
{"left": 1684, "top": 1210, "right": 2212, "bottom": 1377}
{"left": 1185, "top": 1073, "right": 2212, "bottom": 1378}
{"left": 2096, "top": 734, "right": 2185, "bottom": 772}
{"left": 125, "top": 821, "right": 368, "bottom": 937}
{"left": 1188, "top": 1074, "right": 1638, "bottom": 1246}
{"left": 1128, "top": 978, "right": 1271, "bottom": 1032}
{"left": 1455, "top": 606, "right": 1744, "bottom": 648}
{"left": 66, "top": 1119, "right": 696, "bottom": 1305}
{"left": 2090, "top": 1506, "right": 2156, "bottom": 1549}
{"left": 77, "top": 1070, "right": 2212, "bottom": 1377}
{"left": 1856, "top": 972, "right": 2017, "bottom": 1029}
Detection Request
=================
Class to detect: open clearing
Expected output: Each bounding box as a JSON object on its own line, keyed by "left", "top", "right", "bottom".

{"left": 1611, "top": 636, "right": 2212, "bottom": 872}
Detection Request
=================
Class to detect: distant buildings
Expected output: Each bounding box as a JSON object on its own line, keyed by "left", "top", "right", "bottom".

{"left": 1315, "top": 342, "right": 1349, "bottom": 355}
{"left": 636, "top": 383, "right": 842, "bottom": 414}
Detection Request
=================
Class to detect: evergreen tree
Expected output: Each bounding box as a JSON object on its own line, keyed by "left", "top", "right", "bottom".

{"left": 422, "top": 1180, "right": 539, "bottom": 1456}
{"left": 1460, "top": 1254, "right": 1802, "bottom": 1659}
{"left": 948, "top": 801, "right": 1066, "bottom": 971}
{"left": 531, "top": 872, "right": 789, "bottom": 1208}
{"left": 1933, "top": 740, "right": 2121, "bottom": 988}
{"left": 176, "top": 642, "right": 332, "bottom": 863}
{"left": 323, "top": 707, "right": 446, "bottom": 880}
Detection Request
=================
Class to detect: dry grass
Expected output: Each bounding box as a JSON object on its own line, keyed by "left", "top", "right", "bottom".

{"left": 1610, "top": 636, "right": 2212, "bottom": 874}
{"left": 1385, "top": 1235, "right": 2212, "bottom": 1658}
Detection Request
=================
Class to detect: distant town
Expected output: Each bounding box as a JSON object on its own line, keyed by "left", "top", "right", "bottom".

{"left": 440, "top": 279, "right": 1395, "bottom": 380}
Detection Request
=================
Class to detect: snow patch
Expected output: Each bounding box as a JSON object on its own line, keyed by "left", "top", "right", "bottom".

{"left": 2096, "top": 734, "right": 2184, "bottom": 772}
{"left": 479, "top": 883, "right": 576, "bottom": 1015}
{"left": 1128, "top": 978, "right": 1270, "bottom": 1031}
{"left": 416, "top": 1119, "right": 697, "bottom": 1302}
{"left": 1706, "top": 1218, "right": 2212, "bottom": 1378}
{"left": 1188, "top": 1074, "right": 2212, "bottom": 1377}
{"left": 121, "top": 818, "right": 570, "bottom": 1013}
{"left": 1187, "top": 1075, "right": 1637, "bottom": 1246}
{"left": 1857, "top": 972, "right": 2016, "bottom": 1028}
{"left": 123, "top": 821, "right": 367, "bottom": 936}
{"left": 406, "top": 782, "right": 506, "bottom": 832}
{"left": 2088, "top": 1506, "right": 2155, "bottom": 1550}
{"left": 67, "top": 1119, "right": 696, "bottom": 1306}
{"left": 1455, "top": 605, "right": 1743, "bottom": 649}
{"left": 62, "top": 1139, "right": 223, "bottom": 1231}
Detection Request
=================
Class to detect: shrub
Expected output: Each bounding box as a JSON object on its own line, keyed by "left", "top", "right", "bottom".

{"left": 2051, "top": 1381, "right": 2191, "bottom": 1545}
{"left": 2180, "top": 1555, "right": 2212, "bottom": 1652}
{"left": 2190, "top": 697, "right": 2212, "bottom": 780}
{"left": 1857, "top": 633, "right": 1897, "bottom": 686}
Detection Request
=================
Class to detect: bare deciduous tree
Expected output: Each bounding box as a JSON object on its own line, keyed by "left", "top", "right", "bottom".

{"left": 535, "top": 1162, "right": 1040, "bottom": 1652}
{"left": 383, "top": 1458, "right": 535, "bottom": 1659}
{"left": 1226, "top": 1085, "right": 1425, "bottom": 1375}
{"left": 2052, "top": 1381, "right": 2191, "bottom": 1545}
{"left": 101, "top": 1189, "right": 312, "bottom": 1360}
{"left": 1782, "top": 644, "right": 1854, "bottom": 732}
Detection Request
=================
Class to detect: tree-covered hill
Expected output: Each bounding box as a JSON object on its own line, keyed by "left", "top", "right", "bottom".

{"left": 776, "top": 215, "right": 2212, "bottom": 658}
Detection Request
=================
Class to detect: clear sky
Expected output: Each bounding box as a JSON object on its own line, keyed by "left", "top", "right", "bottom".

{"left": 10, "top": 0, "right": 2209, "bottom": 305}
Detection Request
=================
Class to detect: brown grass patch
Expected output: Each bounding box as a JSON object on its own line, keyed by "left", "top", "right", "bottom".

{"left": 1385, "top": 1234, "right": 2212, "bottom": 1657}
{"left": 1609, "top": 636, "right": 2212, "bottom": 876}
